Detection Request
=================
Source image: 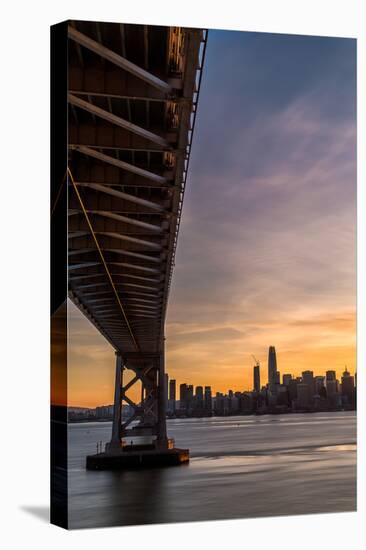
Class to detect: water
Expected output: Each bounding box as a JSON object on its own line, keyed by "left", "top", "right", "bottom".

{"left": 68, "top": 411, "right": 356, "bottom": 529}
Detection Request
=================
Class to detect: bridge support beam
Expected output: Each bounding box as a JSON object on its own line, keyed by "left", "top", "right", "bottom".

{"left": 157, "top": 351, "right": 168, "bottom": 448}
{"left": 96, "top": 348, "right": 190, "bottom": 468}
{"left": 106, "top": 351, "right": 169, "bottom": 450}
{"left": 110, "top": 352, "right": 123, "bottom": 448}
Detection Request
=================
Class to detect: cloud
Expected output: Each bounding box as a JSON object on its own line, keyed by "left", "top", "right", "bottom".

{"left": 165, "top": 31, "right": 356, "bottom": 388}
{"left": 169, "top": 89, "right": 356, "bottom": 322}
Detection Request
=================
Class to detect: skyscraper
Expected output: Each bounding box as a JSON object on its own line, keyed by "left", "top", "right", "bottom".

{"left": 195, "top": 386, "right": 204, "bottom": 411}
{"left": 204, "top": 386, "right": 212, "bottom": 414}
{"left": 302, "top": 370, "right": 315, "bottom": 398}
{"left": 196, "top": 386, "right": 204, "bottom": 400}
{"left": 325, "top": 370, "right": 340, "bottom": 408}
{"left": 169, "top": 379, "right": 176, "bottom": 401}
{"left": 326, "top": 370, "right": 337, "bottom": 396}
{"left": 167, "top": 379, "right": 176, "bottom": 414}
{"left": 314, "top": 375, "right": 325, "bottom": 395}
{"left": 180, "top": 383, "right": 187, "bottom": 402}
{"left": 179, "top": 383, "right": 193, "bottom": 413}
{"left": 341, "top": 367, "right": 355, "bottom": 407}
{"left": 268, "top": 346, "right": 277, "bottom": 392}
{"left": 297, "top": 383, "right": 310, "bottom": 409}
{"left": 253, "top": 364, "right": 260, "bottom": 392}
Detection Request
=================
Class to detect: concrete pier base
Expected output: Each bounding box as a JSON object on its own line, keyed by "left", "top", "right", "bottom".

{"left": 86, "top": 447, "right": 189, "bottom": 470}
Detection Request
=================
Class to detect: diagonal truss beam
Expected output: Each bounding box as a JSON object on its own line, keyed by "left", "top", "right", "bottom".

{"left": 75, "top": 182, "right": 165, "bottom": 212}
{"left": 69, "top": 274, "right": 105, "bottom": 281}
{"left": 86, "top": 210, "right": 163, "bottom": 233}
{"left": 111, "top": 274, "right": 161, "bottom": 283}
{"left": 97, "top": 231, "right": 162, "bottom": 251}
{"left": 122, "top": 365, "right": 154, "bottom": 396}
{"left": 69, "top": 230, "right": 162, "bottom": 251}
{"left": 120, "top": 290, "right": 161, "bottom": 299}
{"left": 68, "top": 26, "right": 173, "bottom": 93}
{"left": 77, "top": 283, "right": 109, "bottom": 290}
{"left": 70, "top": 144, "right": 168, "bottom": 184}
{"left": 69, "top": 93, "right": 170, "bottom": 148}
{"left": 68, "top": 90, "right": 175, "bottom": 103}
{"left": 124, "top": 297, "right": 160, "bottom": 305}
{"left": 68, "top": 168, "right": 139, "bottom": 351}
{"left": 109, "top": 262, "right": 160, "bottom": 274}
{"left": 69, "top": 246, "right": 162, "bottom": 264}
{"left": 68, "top": 261, "right": 99, "bottom": 271}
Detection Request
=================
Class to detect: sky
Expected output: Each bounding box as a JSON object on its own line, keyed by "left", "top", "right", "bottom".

{"left": 68, "top": 29, "right": 356, "bottom": 408}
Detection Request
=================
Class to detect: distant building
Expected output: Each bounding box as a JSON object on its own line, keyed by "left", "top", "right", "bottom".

{"left": 185, "top": 385, "right": 194, "bottom": 413}
{"left": 296, "top": 384, "right": 310, "bottom": 409}
{"left": 277, "top": 385, "right": 289, "bottom": 406}
{"left": 95, "top": 404, "right": 114, "bottom": 419}
{"left": 195, "top": 386, "right": 204, "bottom": 412}
{"left": 204, "top": 386, "right": 212, "bottom": 414}
{"left": 268, "top": 346, "right": 278, "bottom": 393}
{"left": 341, "top": 368, "right": 355, "bottom": 407}
{"left": 314, "top": 375, "right": 325, "bottom": 395}
{"left": 167, "top": 356, "right": 354, "bottom": 419}
{"left": 214, "top": 392, "right": 224, "bottom": 414}
{"left": 178, "top": 383, "right": 194, "bottom": 413}
{"left": 196, "top": 386, "right": 204, "bottom": 399}
{"left": 186, "top": 385, "right": 194, "bottom": 400}
{"left": 180, "top": 383, "right": 187, "bottom": 401}
{"left": 167, "top": 379, "right": 176, "bottom": 414}
{"left": 179, "top": 383, "right": 187, "bottom": 411}
{"left": 241, "top": 392, "right": 253, "bottom": 412}
{"left": 326, "top": 370, "right": 337, "bottom": 398}
{"left": 169, "top": 379, "right": 176, "bottom": 401}
{"left": 253, "top": 364, "right": 260, "bottom": 392}
{"left": 325, "top": 370, "right": 342, "bottom": 409}
{"left": 288, "top": 378, "right": 298, "bottom": 403}
{"left": 229, "top": 392, "right": 239, "bottom": 413}
{"left": 302, "top": 370, "right": 315, "bottom": 399}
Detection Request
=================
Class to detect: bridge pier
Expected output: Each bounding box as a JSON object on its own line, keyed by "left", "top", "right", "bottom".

{"left": 89, "top": 349, "right": 189, "bottom": 469}
{"left": 157, "top": 351, "right": 168, "bottom": 449}
{"left": 109, "top": 352, "right": 123, "bottom": 450}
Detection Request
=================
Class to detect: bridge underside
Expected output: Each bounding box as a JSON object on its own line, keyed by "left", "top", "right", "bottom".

{"left": 67, "top": 21, "right": 206, "bottom": 451}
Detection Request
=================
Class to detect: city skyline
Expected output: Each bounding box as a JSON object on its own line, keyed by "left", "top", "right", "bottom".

{"left": 67, "top": 29, "right": 356, "bottom": 408}
{"left": 68, "top": 297, "right": 356, "bottom": 407}
{"left": 68, "top": 357, "right": 356, "bottom": 415}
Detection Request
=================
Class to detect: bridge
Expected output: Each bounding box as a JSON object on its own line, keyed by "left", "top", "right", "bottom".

{"left": 65, "top": 21, "right": 207, "bottom": 465}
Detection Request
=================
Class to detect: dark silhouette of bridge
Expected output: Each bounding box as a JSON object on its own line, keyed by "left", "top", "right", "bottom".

{"left": 66, "top": 21, "right": 207, "bottom": 461}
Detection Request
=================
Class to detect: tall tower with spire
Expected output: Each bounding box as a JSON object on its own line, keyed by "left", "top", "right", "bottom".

{"left": 268, "top": 346, "right": 277, "bottom": 393}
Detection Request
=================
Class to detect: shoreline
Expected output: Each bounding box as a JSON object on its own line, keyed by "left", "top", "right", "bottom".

{"left": 67, "top": 408, "right": 356, "bottom": 424}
